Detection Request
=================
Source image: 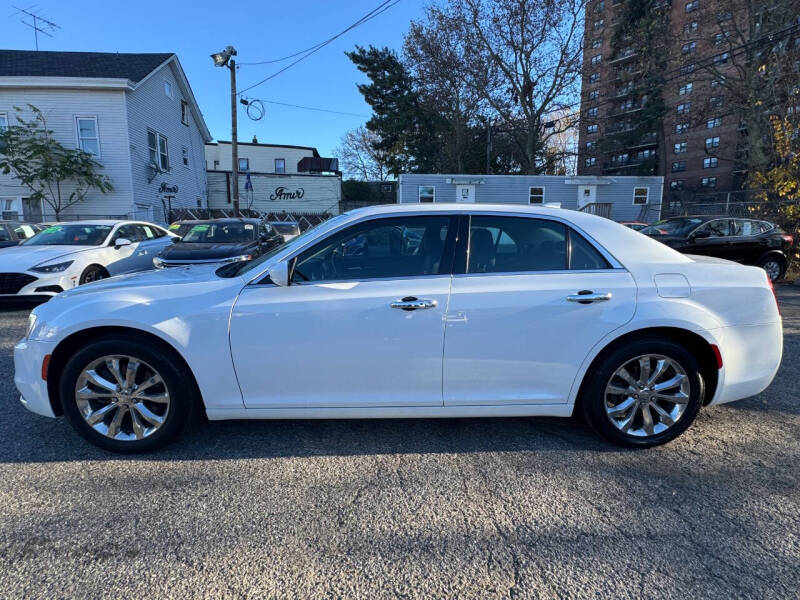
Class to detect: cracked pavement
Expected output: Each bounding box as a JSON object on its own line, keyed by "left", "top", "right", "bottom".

{"left": 0, "top": 286, "right": 798, "bottom": 599}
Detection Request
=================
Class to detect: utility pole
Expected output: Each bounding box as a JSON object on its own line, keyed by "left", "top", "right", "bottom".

{"left": 486, "top": 121, "right": 492, "bottom": 174}
{"left": 229, "top": 57, "right": 240, "bottom": 217}
{"left": 211, "top": 46, "right": 240, "bottom": 216}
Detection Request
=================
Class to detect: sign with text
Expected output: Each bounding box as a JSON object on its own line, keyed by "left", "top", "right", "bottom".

{"left": 270, "top": 186, "right": 305, "bottom": 201}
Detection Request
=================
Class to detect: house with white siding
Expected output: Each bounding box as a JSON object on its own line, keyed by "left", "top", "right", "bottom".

{"left": 397, "top": 174, "right": 665, "bottom": 223}
{"left": 0, "top": 50, "right": 211, "bottom": 222}
{"left": 205, "top": 138, "right": 342, "bottom": 215}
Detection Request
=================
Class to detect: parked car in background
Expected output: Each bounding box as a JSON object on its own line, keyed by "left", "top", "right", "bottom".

{"left": 0, "top": 221, "right": 43, "bottom": 248}
{"left": 269, "top": 221, "right": 301, "bottom": 243}
{"left": 641, "top": 216, "right": 793, "bottom": 281}
{"left": 166, "top": 220, "right": 205, "bottom": 239}
{"left": 153, "top": 218, "right": 284, "bottom": 268}
{"left": 0, "top": 220, "right": 175, "bottom": 299}
{"left": 15, "top": 204, "right": 782, "bottom": 453}
{"left": 619, "top": 221, "right": 648, "bottom": 232}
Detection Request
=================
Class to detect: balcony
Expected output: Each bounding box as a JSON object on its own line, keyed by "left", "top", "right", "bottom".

{"left": 608, "top": 102, "right": 645, "bottom": 117}
{"left": 608, "top": 48, "right": 638, "bottom": 65}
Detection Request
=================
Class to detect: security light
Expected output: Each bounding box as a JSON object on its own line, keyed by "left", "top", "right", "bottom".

{"left": 211, "top": 46, "right": 237, "bottom": 68}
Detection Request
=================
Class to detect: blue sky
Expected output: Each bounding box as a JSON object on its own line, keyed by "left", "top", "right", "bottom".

{"left": 3, "top": 0, "right": 424, "bottom": 156}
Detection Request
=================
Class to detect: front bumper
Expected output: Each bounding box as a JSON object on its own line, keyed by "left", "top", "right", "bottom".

{"left": 1, "top": 271, "right": 78, "bottom": 298}
{"left": 14, "top": 337, "right": 58, "bottom": 418}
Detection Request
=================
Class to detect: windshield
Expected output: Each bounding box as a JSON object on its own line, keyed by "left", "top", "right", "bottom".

{"left": 182, "top": 223, "right": 256, "bottom": 243}
{"left": 271, "top": 223, "right": 299, "bottom": 234}
{"left": 23, "top": 224, "right": 112, "bottom": 246}
{"left": 641, "top": 218, "right": 705, "bottom": 236}
{"left": 217, "top": 213, "right": 351, "bottom": 278}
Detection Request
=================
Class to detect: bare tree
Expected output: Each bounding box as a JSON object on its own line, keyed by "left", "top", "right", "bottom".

{"left": 443, "top": 0, "right": 587, "bottom": 174}
{"left": 334, "top": 126, "right": 390, "bottom": 181}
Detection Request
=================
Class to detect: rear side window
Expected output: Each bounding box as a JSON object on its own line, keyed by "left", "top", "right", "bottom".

{"left": 0, "top": 226, "right": 10, "bottom": 242}
{"left": 467, "top": 216, "right": 611, "bottom": 273}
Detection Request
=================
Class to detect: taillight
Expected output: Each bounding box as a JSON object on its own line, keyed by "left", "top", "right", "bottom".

{"left": 781, "top": 234, "right": 793, "bottom": 245}
{"left": 767, "top": 275, "right": 780, "bottom": 316}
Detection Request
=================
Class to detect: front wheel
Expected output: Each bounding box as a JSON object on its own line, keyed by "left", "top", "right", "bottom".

{"left": 581, "top": 338, "right": 704, "bottom": 448}
{"left": 59, "top": 336, "right": 192, "bottom": 452}
{"left": 79, "top": 265, "right": 107, "bottom": 285}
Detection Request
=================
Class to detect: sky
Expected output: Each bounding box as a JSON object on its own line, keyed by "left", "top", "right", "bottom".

{"left": 2, "top": 0, "right": 425, "bottom": 157}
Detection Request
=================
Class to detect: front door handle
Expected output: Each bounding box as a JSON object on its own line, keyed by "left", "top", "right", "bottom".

{"left": 566, "top": 290, "right": 612, "bottom": 304}
{"left": 391, "top": 296, "right": 438, "bottom": 311}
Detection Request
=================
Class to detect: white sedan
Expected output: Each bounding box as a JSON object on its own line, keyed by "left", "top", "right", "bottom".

{"left": 14, "top": 204, "right": 782, "bottom": 452}
{"left": 0, "top": 220, "right": 175, "bottom": 299}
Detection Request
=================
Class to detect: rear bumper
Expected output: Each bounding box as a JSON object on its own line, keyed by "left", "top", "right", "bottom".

{"left": 14, "top": 338, "right": 58, "bottom": 418}
{"left": 707, "top": 320, "right": 783, "bottom": 406}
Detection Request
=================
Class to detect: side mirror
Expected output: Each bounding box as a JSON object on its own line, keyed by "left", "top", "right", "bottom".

{"left": 114, "top": 237, "right": 132, "bottom": 248}
{"left": 170, "top": 236, "right": 180, "bottom": 243}
{"left": 267, "top": 260, "right": 289, "bottom": 286}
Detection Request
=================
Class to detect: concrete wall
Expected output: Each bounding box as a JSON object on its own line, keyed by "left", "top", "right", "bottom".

{"left": 0, "top": 88, "right": 133, "bottom": 220}
{"left": 207, "top": 171, "right": 341, "bottom": 215}
{"left": 397, "top": 174, "right": 664, "bottom": 223}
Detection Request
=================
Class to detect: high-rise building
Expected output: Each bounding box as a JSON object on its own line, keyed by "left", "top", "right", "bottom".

{"left": 577, "top": 0, "right": 798, "bottom": 210}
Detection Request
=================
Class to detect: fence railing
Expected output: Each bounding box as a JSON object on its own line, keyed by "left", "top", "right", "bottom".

{"left": 169, "top": 208, "right": 334, "bottom": 232}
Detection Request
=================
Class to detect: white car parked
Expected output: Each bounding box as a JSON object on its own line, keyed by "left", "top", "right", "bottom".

{"left": 0, "top": 220, "right": 175, "bottom": 299}
{"left": 14, "top": 204, "right": 782, "bottom": 452}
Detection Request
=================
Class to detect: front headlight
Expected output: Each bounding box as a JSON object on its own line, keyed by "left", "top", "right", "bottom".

{"left": 223, "top": 254, "right": 254, "bottom": 263}
{"left": 26, "top": 313, "right": 37, "bottom": 339}
{"left": 31, "top": 260, "right": 74, "bottom": 273}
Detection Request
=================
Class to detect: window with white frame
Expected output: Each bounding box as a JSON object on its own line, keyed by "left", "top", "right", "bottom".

{"left": 705, "top": 136, "right": 720, "bottom": 149}
{"left": 182, "top": 146, "right": 189, "bottom": 167}
{"left": 181, "top": 100, "right": 189, "bottom": 126}
{"left": 274, "top": 158, "right": 286, "bottom": 174}
{"left": 238, "top": 158, "right": 249, "bottom": 172}
{"left": 419, "top": 185, "right": 435, "bottom": 203}
{"left": 633, "top": 187, "right": 649, "bottom": 205}
{"left": 75, "top": 117, "right": 100, "bottom": 156}
{"left": 164, "top": 80, "right": 174, "bottom": 99}
{"left": 529, "top": 187, "right": 545, "bottom": 204}
{"left": 148, "top": 130, "right": 169, "bottom": 171}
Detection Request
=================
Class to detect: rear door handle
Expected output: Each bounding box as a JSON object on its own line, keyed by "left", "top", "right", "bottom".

{"left": 391, "top": 296, "right": 438, "bottom": 311}
{"left": 566, "top": 290, "right": 612, "bottom": 304}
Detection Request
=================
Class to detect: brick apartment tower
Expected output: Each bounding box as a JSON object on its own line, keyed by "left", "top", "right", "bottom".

{"left": 576, "top": 0, "right": 765, "bottom": 213}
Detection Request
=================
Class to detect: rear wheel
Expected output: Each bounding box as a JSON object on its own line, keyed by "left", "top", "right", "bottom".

{"left": 581, "top": 338, "right": 704, "bottom": 447}
{"left": 758, "top": 256, "right": 785, "bottom": 282}
{"left": 59, "top": 336, "right": 192, "bottom": 452}
{"left": 79, "top": 265, "right": 107, "bottom": 285}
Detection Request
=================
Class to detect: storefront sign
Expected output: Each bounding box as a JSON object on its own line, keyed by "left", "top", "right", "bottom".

{"left": 159, "top": 182, "right": 179, "bottom": 194}
{"left": 270, "top": 186, "right": 305, "bottom": 201}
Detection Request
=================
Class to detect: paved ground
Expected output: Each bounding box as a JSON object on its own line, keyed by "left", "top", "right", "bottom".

{"left": 0, "top": 288, "right": 798, "bottom": 600}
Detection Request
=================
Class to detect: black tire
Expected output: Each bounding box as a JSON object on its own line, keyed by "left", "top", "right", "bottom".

{"left": 581, "top": 337, "right": 704, "bottom": 448}
{"left": 79, "top": 265, "right": 107, "bottom": 285}
{"left": 59, "top": 335, "right": 192, "bottom": 453}
{"left": 758, "top": 255, "right": 785, "bottom": 282}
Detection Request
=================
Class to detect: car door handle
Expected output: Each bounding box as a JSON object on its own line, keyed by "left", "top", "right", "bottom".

{"left": 566, "top": 291, "right": 612, "bottom": 304}
{"left": 391, "top": 296, "right": 438, "bottom": 311}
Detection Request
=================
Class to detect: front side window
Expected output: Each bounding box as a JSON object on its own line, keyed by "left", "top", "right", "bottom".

{"left": 633, "top": 187, "right": 649, "bottom": 205}
{"left": 419, "top": 185, "right": 435, "bottom": 203}
{"left": 113, "top": 224, "right": 143, "bottom": 243}
{"left": 76, "top": 117, "right": 100, "bottom": 156}
{"left": 696, "top": 219, "right": 729, "bottom": 236}
{"left": 467, "top": 216, "right": 609, "bottom": 274}
{"left": 148, "top": 130, "right": 169, "bottom": 171}
{"left": 292, "top": 215, "right": 454, "bottom": 282}
{"left": 275, "top": 158, "right": 286, "bottom": 173}
{"left": 529, "top": 187, "right": 545, "bottom": 204}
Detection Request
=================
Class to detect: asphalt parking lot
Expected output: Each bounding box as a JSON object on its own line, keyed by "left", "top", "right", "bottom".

{"left": 0, "top": 287, "right": 798, "bottom": 600}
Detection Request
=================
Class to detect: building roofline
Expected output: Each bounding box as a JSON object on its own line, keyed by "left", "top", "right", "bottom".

{"left": 207, "top": 169, "right": 340, "bottom": 178}
{"left": 208, "top": 140, "right": 320, "bottom": 157}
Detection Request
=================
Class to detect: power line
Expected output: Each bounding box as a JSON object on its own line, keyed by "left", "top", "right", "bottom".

{"left": 236, "top": 0, "right": 400, "bottom": 95}
{"left": 260, "top": 99, "right": 370, "bottom": 118}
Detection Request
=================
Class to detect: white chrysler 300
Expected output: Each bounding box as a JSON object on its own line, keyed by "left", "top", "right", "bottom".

{"left": 0, "top": 221, "right": 175, "bottom": 299}
{"left": 14, "top": 204, "right": 782, "bottom": 452}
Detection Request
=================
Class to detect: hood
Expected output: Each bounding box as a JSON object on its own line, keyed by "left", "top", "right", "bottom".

{"left": 0, "top": 244, "right": 95, "bottom": 270}
{"left": 159, "top": 241, "right": 256, "bottom": 261}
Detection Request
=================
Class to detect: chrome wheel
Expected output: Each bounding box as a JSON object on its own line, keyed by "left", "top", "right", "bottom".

{"left": 604, "top": 354, "right": 690, "bottom": 438}
{"left": 75, "top": 355, "right": 170, "bottom": 441}
{"left": 762, "top": 260, "right": 781, "bottom": 282}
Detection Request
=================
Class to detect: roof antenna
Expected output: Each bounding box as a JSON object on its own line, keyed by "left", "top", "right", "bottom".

{"left": 11, "top": 6, "right": 60, "bottom": 50}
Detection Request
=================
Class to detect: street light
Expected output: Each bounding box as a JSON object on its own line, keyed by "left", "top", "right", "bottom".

{"left": 211, "top": 45, "right": 240, "bottom": 216}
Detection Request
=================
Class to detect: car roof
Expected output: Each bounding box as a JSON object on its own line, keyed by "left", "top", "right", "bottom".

{"left": 174, "top": 218, "right": 260, "bottom": 225}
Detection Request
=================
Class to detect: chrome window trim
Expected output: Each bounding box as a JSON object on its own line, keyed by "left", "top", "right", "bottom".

{"left": 245, "top": 209, "right": 627, "bottom": 285}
